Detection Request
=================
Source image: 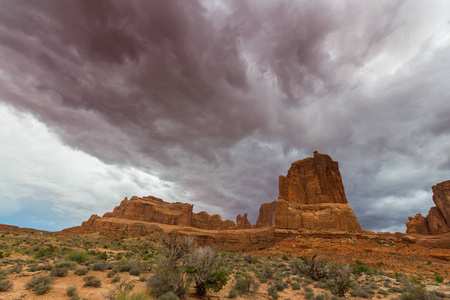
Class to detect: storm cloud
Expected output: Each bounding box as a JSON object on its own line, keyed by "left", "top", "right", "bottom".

{"left": 0, "top": 0, "right": 449, "bottom": 231}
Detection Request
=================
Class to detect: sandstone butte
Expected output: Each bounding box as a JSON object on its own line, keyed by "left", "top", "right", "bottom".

{"left": 62, "top": 152, "right": 364, "bottom": 243}
{"left": 255, "top": 151, "right": 362, "bottom": 233}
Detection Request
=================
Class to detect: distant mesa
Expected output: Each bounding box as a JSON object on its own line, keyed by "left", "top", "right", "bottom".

{"left": 406, "top": 180, "right": 450, "bottom": 235}
{"left": 255, "top": 151, "right": 362, "bottom": 233}
{"left": 63, "top": 152, "right": 362, "bottom": 239}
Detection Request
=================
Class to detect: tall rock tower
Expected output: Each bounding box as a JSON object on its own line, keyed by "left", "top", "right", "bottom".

{"left": 256, "top": 152, "right": 362, "bottom": 233}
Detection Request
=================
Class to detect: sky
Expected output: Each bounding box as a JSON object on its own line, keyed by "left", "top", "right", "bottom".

{"left": 0, "top": 0, "right": 449, "bottom": 233}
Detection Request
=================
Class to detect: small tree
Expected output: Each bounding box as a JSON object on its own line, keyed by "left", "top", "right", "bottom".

{"left": 185, "top": 246, "right": 227, "bottom": 296}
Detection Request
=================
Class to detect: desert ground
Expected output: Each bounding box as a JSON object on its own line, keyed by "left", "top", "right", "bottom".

{"left": 0, "top": 229, "right": 448, "bottom": 300}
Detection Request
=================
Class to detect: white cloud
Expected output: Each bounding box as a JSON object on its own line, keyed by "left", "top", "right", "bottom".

{"left": 0, "top": 104, "right": 176, "bottom": 229}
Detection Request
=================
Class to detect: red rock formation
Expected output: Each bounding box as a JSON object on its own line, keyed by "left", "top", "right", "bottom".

{"left": 192, "top": 211, "right": 236, "bottom": 230}
{"left": 279, "top": 151, "right": 347, "bottom": 204}
{"left": 256, "top": 152, "right": 362, "bottom": 233}
{"left": 406, "top": 180, "right": 450, "bottom": 235}
{"left": 406, "top": 214, "right": 429, "bottom": 235}
{"left": 102, "top": 196, "right": 193, "bottom": 226}
{"left": 73, "top": 195, "right": 238, "bottom": 236}
{"left": 236, "top": 213, "right": 253, "bottom": 229}
{"left": 427, "top": 207, "right": 449, "bottom": 235}
{"left": 432, "top": 181, "right": 450, "bottom": 226}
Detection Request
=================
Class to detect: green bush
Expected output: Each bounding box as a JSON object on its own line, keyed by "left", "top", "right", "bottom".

{"left": 184, "top": 246, "right": 228, "bottom": 296}
{"left": 130, "top": 268, "right": 141, "bottom": 276}
{"left": 147, "top": 262, "right": 189, "bottom": 299}
{"left": 232, "top": 272, "right": 259, "bottom": 295}
{"left": 67, "top": 251, "right": 90, "bottom": 264}
{"left": 0, "top": 280, "right": 13, "bottom": 292}
{"left": 291, "top": 282, "right": 301, "bottom": 290}
{"left": 66, "top": 285, "right": 77, "bottom": 297}
{"left": 28, "top": 263, "right": 54, "bottom": 272}
{"left": 268, "top": 284, "right": 279, "bottom": 299}
{"left": 92, "top": 260, "right": 109, "bottom": 271}
{"left": 26, "top": 275, "right": 54, "bottom": 295}
{"left": 158, "top": 291, "right": 180, "bottom": 300}
{"left": 434, "top": 274, "right": 444, "bottom": 283}
{"left": 83, "top": 275, "right": 101, "bottom": 287}
{"left": 74, "top": 268, "right": 88, "bottom": 276}
{"left": 290, "top": 255, "right": 329, "bottom": 281}
{"left": 9, "top": 265, "right": 22, "bottom": 273}
{"left": 50, "top": 266, "right": 69, "bottom": 277}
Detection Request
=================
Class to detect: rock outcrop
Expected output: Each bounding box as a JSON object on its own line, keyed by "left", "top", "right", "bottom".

{"left": 406, "top": 180, "right": 450, "bottom": 235}
{"left": 255, "top": 152, "right": 362, "bottom": 233}
{"left": 75, "top": 196, "right": 237, "bottom": 234}
{"left": 236, "top": 213, "right": 253, "bottom": 229}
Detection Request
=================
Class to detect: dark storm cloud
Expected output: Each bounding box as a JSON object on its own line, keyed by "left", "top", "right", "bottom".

{"left": 1, "top": 0, "right": 449, "bottom": 231}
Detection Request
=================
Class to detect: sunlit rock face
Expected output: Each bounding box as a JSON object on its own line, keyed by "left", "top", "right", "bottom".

{"left": 256, "top": 152, "right": 362, "bottom": 233}
{"left": 406, "top": 180, "right": 450, "bottom": 235}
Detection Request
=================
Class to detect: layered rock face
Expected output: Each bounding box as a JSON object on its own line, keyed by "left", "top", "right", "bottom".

{"left": 256, "top": 152, "right": 362, "bottom": 233}
{"left": 77, "top": 196, "right": 237, "bottom": 233}
{"left": 406, "top": 180, "right": 450, "bottom": 235}
{"left": 236, "top": 213, "right": 253, "bottom": 229}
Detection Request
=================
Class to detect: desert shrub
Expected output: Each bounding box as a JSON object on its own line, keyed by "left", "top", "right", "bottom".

{"left": 0, "top": 270, "right": 8, "bottom": 280}
{"left": 291, "top": 255, "right": 329, "bottom": 281}
{"left": 147, "top": 235, "right": 196, "bottom": 299}
{"left": 274, "top": 280, "right": 288, "bottom": 291}
{"left": 228, "top": 289, "right": 238, "bottom": 298}
{"left": 351, "top": 260, "right": 370, "bottom": 275}
{"left": 147, "top": 263, "right": 189, "bottom": 299}
{"left": 291, "top": 282, "right": 301, "bottom": 290}
{"left": 116, "top": 261, "right": 135, "bottom": 272}
{"left": 160, "top": 235, "right": 194, "bottom": 267}
{"left": 262, "top": 262, "right": 275, "bottom": 279}
{"left": 305, "top": 292, "right": 315, "bottom": 299}
{"left": 0, "top": 280, "right": 13, "bottom": 292}
{"left": 26, "top": 275, "right": 54, "bottom": 295}
{"left": 398, "top": 277, "right": 440, "bottom": 300}
{"left": 378, "top": 288, "right": 390, "bottom": 296}
{"left": 74, "top": 268, "right": 88, "bottom": 276}
{"left": 158, "top": 291, "right": 180, "bottom": 300}
{"left": 50, "top": 266, "right": 69, "bottom": 277}
{"left": 130, "top": 268, "right": 141, "bottom": 276}
{"left": 108, "top": 269, "right": 118, "bottom": 277}
{"left": 324, "top": 264, "right": 354, "bottom": 297}
{"left": 9, "top": 264, "right": 22, "bottom": 273}
{"left": 268, "top": 284, "right": 279, "bottom": 299}
{"left": 55, "top": 260, "right": 77, "bottom": 270}
{"left": 83, "top": 275, "right": 101, "bottom": 287}
{"left": 434, "top": 274, "right": 444, "bottom": 283}
{"left": 92, "top": 260, "right": 109, "bottom": 271}
{"left": 184, "top": 246, "right": 227, "bottom": 296}
{"left": 315, "top": 292, "right": 331, "bottom": 300}
{"left": 28, "top": 263, "right": 54, "bottom": 272}
{"left": 232, "top": 272, "right": 259, "bottom": 295}
{"left": 350, "top": 285, "right": 375, "bottom": 298}
{"left": 66, "top": 285, "right": 77, "bottom": 297}
{"left": 67, "top": 250, "right": 90, "bottom": 264}
{"left": 243, "top": 254, "right": 259, "bottom": 264}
